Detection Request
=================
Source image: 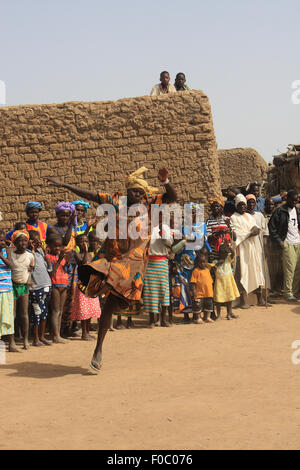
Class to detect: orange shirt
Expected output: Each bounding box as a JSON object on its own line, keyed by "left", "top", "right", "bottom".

{"left": 190, "top": 267, "right": 213, "bottom": 299}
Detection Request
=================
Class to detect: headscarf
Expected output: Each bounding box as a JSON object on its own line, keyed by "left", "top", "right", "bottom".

{"left": 208, "top": 197, "right": 225, "bottom": 207}
{"left": 11, "top": 230, "right": 29, "bottom": 243}
{"left": 246, "top": 194, "right": 257, "bottom": 203}
{"left": 72, "top": 200, "right": 91, "bottom": 213}
{"left": 234, "top": 194, "right": 247, "bottom": 208}
{"left": 125, "top": 166, "right": 158, "bottom": 195}
{"left": 55, "top": 201, "right": 76, "bottom": 214}
{"left": 55, "top": 202, "right": 77, "bottom": 226}
{"left": 25, "top": 201, "right": 42, "bottom": 214}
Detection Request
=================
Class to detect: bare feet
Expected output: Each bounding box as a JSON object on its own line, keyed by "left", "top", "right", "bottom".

{"left": 160, "top": 321, "right": 171, "bottom": 327}
{"left": 81, "top": 335, "right": 94, "bottom": 341}
{"left": 23, "top": 341, "right": 30, "bottom": 350}
{"left": 205, "top": 318, "right": 215, "bottom": 323}
{"left": 52, "top": 336, "right": 67, "bottom": 344}
{"left": 116, "top": 323, "right": 126, "bottom": 330}
{"left": 126, "top": 318, "right": 134, "bottom": 329}
{"left": 9, "top": 345, "right": 21, "bottom": 353}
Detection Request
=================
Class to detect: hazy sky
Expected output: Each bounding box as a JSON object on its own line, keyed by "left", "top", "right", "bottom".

{"left": 1, "top": 0, "right": 299, "bottom": 162}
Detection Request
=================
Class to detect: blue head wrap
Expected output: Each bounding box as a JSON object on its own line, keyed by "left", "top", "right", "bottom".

{"left": 72, "top": 200, "right": 91, "bottom": 213}
{"left": 25, "top": 201, "right": 42, "bottom": 214}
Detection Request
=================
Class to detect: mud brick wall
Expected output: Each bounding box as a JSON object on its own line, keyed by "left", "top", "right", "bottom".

{"left": 218, "top": 147, "right": 268, "bottom": 191}
{"left": 0, "top": 90, "right": 221, "bottom": 230}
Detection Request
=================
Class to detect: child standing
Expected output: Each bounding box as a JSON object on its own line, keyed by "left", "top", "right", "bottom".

{"left": 0, "top": 230, "right": 19, "bottom": 352}
{"left": 190, "top": 253, "right": 214, "bottom": 323}
{"left": 46, "top": 235, "right": 71, "bottom": 343}
{"left": 28, "top": 230, "right": 52, "bottom": 346}
{"left": 71, "top": 235, "right": 101, "bottom": 340}
{"left": 11, "top": 230, "right": 35, "bottom": 350}
{"left": 214, "top": 243, "right": 240, "bottom": 320}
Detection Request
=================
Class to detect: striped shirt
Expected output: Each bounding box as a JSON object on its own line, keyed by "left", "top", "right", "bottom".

{"left": 205, "top": 215, "right": 232, "bottom": 261}
{"left": 0, "top": 249, "right": 13, "bottom": 293}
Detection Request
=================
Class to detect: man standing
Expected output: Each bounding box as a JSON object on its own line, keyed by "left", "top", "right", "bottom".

{"left": 268, "top": 190, "right": 300, "bottom": 302}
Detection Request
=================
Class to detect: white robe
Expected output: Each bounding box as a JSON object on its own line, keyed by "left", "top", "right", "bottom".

{"left": 253, "top": 211, "right": 271, "bottom": 289}
{"left": 231, "top": 212, "right": 265, "bottom": 294}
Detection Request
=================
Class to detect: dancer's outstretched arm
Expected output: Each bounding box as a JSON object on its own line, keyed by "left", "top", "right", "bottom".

{"left": 46, "top": 177, "right": 99, "bottom": 203}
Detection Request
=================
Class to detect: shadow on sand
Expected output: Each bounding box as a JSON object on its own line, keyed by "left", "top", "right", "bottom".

{"left": 0, "top": 361, "right": 96, "bottom": 378}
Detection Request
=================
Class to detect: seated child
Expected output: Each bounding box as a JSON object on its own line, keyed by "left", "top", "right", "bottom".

{"left": 11, "top": 230, "right": 35, "bottom": 350}
{"left": 213, "top": 242, "right": 240, "bottom": 320}
{"left": 28, "top": 230, "right": 52, "bottom": 346}
{"left": 190, "top": 253, "right": 214, "bottom": 323}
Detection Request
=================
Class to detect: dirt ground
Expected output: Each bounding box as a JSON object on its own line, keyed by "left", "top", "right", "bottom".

{"left": 1, "top": 302, "right": 300, "bottom": 450}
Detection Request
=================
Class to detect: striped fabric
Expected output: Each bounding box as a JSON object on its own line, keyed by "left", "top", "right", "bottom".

{"left": 205, "top": 215, "right": 232, "bottom": 261}
{"left": 143, "top": 257, "right": 170, "bottom": 314}
{"left": 0, "top": 249, "right": 12, "bottom": 293}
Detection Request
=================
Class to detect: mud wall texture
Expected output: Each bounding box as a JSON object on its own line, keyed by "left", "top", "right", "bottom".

{"left": 0, "top": 90, "right": 222, "bottom": 229}
{"left": 218, "top": 147, "right": 268, "bottom": 191}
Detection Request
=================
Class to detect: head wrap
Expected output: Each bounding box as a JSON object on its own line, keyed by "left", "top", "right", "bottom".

{"left": 246, "top": 194, "right": 257, "bottom": 203}
{"left": 234, "top": 194, "right": 247, "bottom": 208}
{"left": 25, "top": 201, "right": 42, "bottom": 214}
{"left": 208, "top": 197, "right": 225, "bottom": 207}
{"left": 11, "top": 230, "right": 29, "bottom": 243}
{"left": 55, "top": 201, "right": 76, "bottom": 214}
{"left": 72, "top": 200, "right": 91, "bottom": 213}
{"left": 55, "top": 202, "right": 77, "bottom": 226}
{"left": 125, "top": 166, "right": 158, "bottom": 195}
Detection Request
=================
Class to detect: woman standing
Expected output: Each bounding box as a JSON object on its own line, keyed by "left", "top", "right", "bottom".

{"left": 143, "top": 213, "right": 173, "bottom": 328}
{"left": 47, "top": 167, "right": 177, "bottom": 372}
{"left": 231, "top": 194, "right": 265, "bottom": 308}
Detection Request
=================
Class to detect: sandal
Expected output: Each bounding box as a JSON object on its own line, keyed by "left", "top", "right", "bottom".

{"left": 90, "top": 360, "right": 102, "bottom": 373}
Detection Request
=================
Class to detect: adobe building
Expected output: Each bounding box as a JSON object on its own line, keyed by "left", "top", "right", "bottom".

{"left": 267, "top": 144, "right": 300, "bottom": 195}
{"left": 0, "top": 90, "right": 222, "bottom": 228}
{"left": 218, "top": 147, "right": 268, "bottom": 192}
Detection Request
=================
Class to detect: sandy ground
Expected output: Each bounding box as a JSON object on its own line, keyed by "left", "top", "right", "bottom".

{"left": 1, "top": 302, "right": 300, "bottom": 450}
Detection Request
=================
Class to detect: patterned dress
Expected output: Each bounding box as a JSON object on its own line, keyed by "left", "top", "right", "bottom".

{"left": 78, "top": 192, "right": 163, "bottom": 305}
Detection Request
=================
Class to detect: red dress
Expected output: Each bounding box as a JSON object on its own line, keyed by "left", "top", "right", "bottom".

{"left": 71, "top": 287, "right": 101, "bottom": 321}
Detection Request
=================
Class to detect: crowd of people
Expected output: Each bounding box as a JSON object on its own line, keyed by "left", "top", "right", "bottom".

{"left": 0, "top": 166, "right": 299, "bottom": 373}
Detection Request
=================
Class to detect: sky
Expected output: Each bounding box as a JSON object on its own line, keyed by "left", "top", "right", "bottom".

{"left": 1, "top": 0, "right": 299, "bottom": 162}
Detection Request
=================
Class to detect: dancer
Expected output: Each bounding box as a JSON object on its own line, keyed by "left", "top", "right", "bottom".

{"left": 46, "top": 167, "right": 177, "bottom": 371}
